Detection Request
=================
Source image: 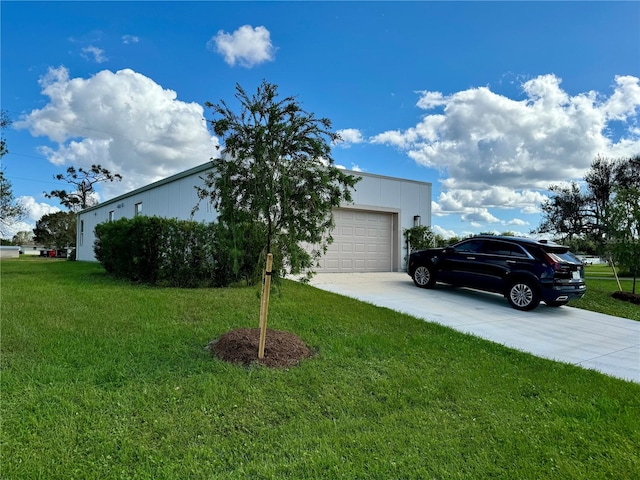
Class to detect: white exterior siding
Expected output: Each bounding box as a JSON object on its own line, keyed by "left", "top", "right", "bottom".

{"left": 76, "top": 163, "right": 218, "bottom": 262}
{"left": 76, "top": 163, "right": 431, "bottom": 272}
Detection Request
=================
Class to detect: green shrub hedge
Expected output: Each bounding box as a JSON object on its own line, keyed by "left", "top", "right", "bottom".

{"left": 94, "top": 217, "right": 263, "bottom": 288}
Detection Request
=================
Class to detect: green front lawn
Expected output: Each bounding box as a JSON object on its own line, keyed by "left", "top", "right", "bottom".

{"left": 572, "top": 265, "right": 639, "bottom": 320}
{"left": 1, "top": 258, "right": 639, "bottom": 479}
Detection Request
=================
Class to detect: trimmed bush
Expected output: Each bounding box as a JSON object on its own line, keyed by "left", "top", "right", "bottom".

{"left": 94, "top": 216, "right": 287, "bottom": 287}
{"left": 156, "top": 219, "right": 221, "bottom": 287}
{"left": 94, "top": 217, "right": 222, "bottom": 287}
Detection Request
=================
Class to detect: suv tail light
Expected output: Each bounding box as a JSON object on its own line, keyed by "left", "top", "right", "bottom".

{"left": 542, "top": 251, "right": 562, "bottom": 270}
{"left": 542, "top": 250, "right": 582, "bottom": 281}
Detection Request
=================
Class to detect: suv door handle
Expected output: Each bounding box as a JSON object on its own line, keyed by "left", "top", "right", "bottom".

{"left": 466, "top": 256, "right": 476, "bottom": 260}
{"left": 506, "top": 260, "right": 517, "bottom": 264}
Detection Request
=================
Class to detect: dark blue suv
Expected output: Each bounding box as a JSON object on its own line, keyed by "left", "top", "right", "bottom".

{"left": 407, "top": 235, "right": 587, "bottom": 311}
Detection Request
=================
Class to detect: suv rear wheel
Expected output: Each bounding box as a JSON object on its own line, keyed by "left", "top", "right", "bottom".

{"left": 507, "top": 280, "right": 540, "bottom": 311}
{"left": 412, "top": 265, "right": 436, "bottom": 288}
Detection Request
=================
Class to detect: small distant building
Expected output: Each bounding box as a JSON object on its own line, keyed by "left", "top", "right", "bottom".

{"left": 76, "top": 162, "right": 432, "bottom": 272}
{"left": 576, "top": 255, "right": 606, "bottom": 265}
{"left": 19, "top": 243, "right": 50, "bottom": 256}
{"left": 0, "top": 246, "right": 20, "bottom": 259}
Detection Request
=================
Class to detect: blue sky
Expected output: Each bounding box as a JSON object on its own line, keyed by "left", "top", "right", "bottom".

{"left": 2, "top": 1, "right": 639, "bottom": 239}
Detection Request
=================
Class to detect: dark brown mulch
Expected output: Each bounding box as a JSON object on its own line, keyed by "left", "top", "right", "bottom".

{"left": 207, "top": 328, "right": 313, "bottom": 368}
{"left": 611, "top": 290, "right": 640, "bottom": 305}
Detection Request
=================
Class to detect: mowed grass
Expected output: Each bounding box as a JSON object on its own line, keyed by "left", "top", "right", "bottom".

{"left": 2, "top": 258, "right": 639, "bottom": 479}
{"left": 571, "top": 265, "right": 640, "bottom": 320}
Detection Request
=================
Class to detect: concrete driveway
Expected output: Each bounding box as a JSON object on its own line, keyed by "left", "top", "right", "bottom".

{"left": 309, "top": 272, "right": 640, "bottom": 383}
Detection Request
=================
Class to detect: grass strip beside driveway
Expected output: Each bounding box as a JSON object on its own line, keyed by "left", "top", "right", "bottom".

{"left": 2, "top": 259, "right": 639, "bottom": 479}
{"left": 571, "top": 265, "right": 640, "bottom": 320}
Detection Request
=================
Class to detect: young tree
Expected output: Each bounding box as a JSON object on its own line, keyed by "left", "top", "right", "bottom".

{"left": 608, "top": 185, "right": 640, "bottom": 293}
{"left": 607, "top": 156, "right": 640, "bottom": 293}
{"left": 1, "top": 112, "right": 26, "bottom": 237}
{"left": 196, "top": 80, "right": 360, "bottom": 281}
{"left": 33, "top": 211, "right": 77, "bottom": 249}
{"left": 45, "top": 164, "right": 122, "bottom": 211}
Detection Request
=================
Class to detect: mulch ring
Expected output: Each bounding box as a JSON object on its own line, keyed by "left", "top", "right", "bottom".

{"left": 208, "top": 328, "right": 314, "bottom": 368}
{"left": 611, "top": 290, "right": 640, "bottom": 305}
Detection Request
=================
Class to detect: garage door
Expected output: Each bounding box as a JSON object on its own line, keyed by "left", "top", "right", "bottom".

{"left": 318, "top": 209, "right": 393, "bottom": 272}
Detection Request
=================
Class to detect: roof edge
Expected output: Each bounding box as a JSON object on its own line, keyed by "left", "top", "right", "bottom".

{"left": 79, "top": 161, "right": 431, "bottom": 214}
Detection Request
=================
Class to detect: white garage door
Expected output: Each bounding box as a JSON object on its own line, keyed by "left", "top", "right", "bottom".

{"left": 319, "top": 209, "right": 393, "bottom": 272}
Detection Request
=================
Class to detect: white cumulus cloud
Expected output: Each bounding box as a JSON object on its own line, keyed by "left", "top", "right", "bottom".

{"left": 16, "top": 67, "right": 219, "bottom": 200}
{"left": 372, "top": 74, "right": 640, "bottom": 226}
{"left": 122, "top": 35, "right": 139, "bottom": 44}
{"left": 19, "top": 196, "right": 61, "bottom": 222}
{"left": 431, "top": 224, "right": 458, "bottom": 240}
{"left": 461, "top": 208, "right": 500, "bottom": 224}
{"left": 209, "top": 25, "right": 276, "bottom": 68}
{"left": 335, "top": 128, "right": 364, "bottom": 147}
{"left": 81, "top": 46, "right": 107, "bottom": 63}
{"left": 505, "top": 218, "right": 528, "bottom": 226}
{"left": 435, "top": 187, "right": 547, "bottom": 212}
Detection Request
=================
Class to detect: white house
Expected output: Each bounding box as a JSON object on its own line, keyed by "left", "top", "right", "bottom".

{"left": 0, "top": 246, "right": 20, "bottom": 259}
{"left": 76, "top": 163, "right": 431, "bottom": 272}
{"left": 19, "top": 243, "right": 50, "bottom": 256}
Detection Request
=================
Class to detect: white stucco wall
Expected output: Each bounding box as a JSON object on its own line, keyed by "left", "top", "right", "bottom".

{"left": 347, "top": 172, "right": 431, "bottom": 223}
{"left": 76, "top": 163, "right": 431, "bottom": 270}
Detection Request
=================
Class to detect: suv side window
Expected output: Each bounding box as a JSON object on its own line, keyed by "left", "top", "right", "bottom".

{"left": 453, "top": 239, "right": 484, "bottom": 253}
{"left": 508, "top": 245, "right": 530, "bottom": 258}
{"left": 482, "top": 240, "right": 530, "bottom": 258}
{"left": 482, "top": 241, "right": 512, "bottom": 256}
